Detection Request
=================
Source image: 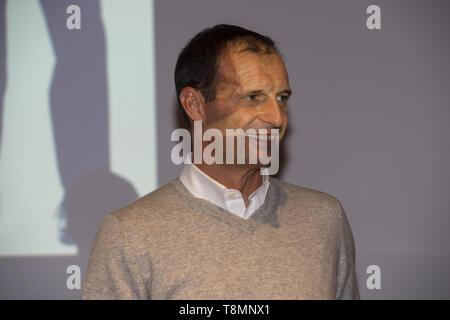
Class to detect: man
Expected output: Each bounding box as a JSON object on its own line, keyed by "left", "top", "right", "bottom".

{"left": 82, "top": 24, "right": 360, "bottom": 299}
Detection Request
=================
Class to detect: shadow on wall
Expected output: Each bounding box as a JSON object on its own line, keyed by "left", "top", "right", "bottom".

{"left": 58, "top": 170, "right": 139, "bottom": 264}
{"left": 0, "top": 170, "right": 138, "bottom": 299}
{"left": 0, "top": 0, "right": 140, "bottom": 299}
{"left": 0, "top": 0, "right": 6, "bottom": 154}
{"left": 39, "top": 0, "right": 110, "bottom": 190}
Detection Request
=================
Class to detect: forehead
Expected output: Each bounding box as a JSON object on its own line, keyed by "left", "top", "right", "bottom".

{"left": 215, "top": 46, "right": 289, "bottom": 92}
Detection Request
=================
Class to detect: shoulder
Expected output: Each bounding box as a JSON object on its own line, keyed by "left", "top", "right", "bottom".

{"left": 103, "top": 179, "right": 184, "bottom": 232}
{"left": 87, "top": 179, "right": 188, "bottom": 260}
{"left": 271, "top": 177, "right": 345, "bottom": 220}
{"left": 271, "top": 178, "right": 354, "bottom": 247}
{"left": 274, "top": 178, "right": 342, "bottom": 209}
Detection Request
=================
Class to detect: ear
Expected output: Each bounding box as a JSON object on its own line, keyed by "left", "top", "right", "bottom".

{"left": 179, "top": 87, "right": 206, "bottom": 124}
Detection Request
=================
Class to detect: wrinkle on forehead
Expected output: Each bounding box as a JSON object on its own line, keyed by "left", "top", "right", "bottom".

{"left": 215, "top": 49, "right": 288, "bottom": 98}
{"left": 214, "top": 51, "right": 241, "bottom": 94}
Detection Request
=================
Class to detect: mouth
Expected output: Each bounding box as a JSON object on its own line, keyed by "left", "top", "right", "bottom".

{"left": 244, "top": 133, "right": 279, "bottom": 142}
{"left": 244, "top": 134, "right": 279, "bottom": 151}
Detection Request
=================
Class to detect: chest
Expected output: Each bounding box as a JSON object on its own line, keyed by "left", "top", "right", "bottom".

{"left": 147, "top": 226, "right": 338, "bottom": 299}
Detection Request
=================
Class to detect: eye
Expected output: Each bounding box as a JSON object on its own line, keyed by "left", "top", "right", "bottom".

{"left": 277, "top": 95, "right": 289, "bottom": 103}
{"left": 246, "top": 94, "right": 259, "bottom": 101}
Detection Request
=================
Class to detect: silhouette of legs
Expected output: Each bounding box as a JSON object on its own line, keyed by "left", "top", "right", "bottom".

{"left": 0, "top": 0, "right": 6, "bottom": 155}
{"left": 39, "top": 0, "right": 110, "bottom": 190}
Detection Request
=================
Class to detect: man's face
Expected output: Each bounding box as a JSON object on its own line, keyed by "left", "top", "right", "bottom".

{"left": 202, "top": 46, "right": 291, "bottom": 164}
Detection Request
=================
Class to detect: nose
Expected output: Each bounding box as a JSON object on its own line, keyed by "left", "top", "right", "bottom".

{"left": 259, "top": 97, "right": 283, "bottom": 128}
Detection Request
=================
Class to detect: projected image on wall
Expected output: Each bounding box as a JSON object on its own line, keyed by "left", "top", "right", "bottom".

{"left": 0, "top": 0, "right": 157, "bottom": 256}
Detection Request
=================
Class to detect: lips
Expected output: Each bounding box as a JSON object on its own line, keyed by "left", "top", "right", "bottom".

{"left": 245, "top": 135, "right": 276, "bottom": 151}
{"left": 223, "top": 130, "right": 280, "bottom": 144}
{"left": 245, "top": 133, "right": 278, "bottom": 142}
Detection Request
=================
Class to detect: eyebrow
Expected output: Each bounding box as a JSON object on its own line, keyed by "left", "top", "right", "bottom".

{"left": 278, "top": 88, "right": 292, "bottom": 97}
{"left": 244, "top": 88, "right": 292, "bottom": 96}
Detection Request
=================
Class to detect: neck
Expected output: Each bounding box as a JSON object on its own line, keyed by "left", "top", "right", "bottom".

{"left": 194, "top": 163, "right": 263, "bottom": 207}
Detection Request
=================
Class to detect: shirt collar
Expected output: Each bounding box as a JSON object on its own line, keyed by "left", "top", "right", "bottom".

{"left": 179, "top": 159, "right": 270, "bottom": 219}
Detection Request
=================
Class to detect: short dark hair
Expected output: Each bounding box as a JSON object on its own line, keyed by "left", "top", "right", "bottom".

{"left": 174, "top": 24, "right": 281, "bottom": 127}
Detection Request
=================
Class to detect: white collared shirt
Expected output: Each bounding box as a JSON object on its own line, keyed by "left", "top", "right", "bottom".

{"left": 179, "top": 162, "right": 270, "bottom": 220}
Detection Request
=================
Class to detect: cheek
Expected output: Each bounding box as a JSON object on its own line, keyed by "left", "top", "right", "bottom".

{"left": 232, "top": 109, "right": 261, "bottom": 128}
{"left": 221, "top": 113, "right": 249, "bottom": 130}
{"left": 205, "top": 99, "right": 239, "bottom": 126}
{"left": 208, "top": 106, "right": 255, "bottom": 131}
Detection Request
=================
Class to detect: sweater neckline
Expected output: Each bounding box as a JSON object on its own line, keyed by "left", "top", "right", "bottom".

{"left": 170, "top": 176, "right": 287, "bottom": 233}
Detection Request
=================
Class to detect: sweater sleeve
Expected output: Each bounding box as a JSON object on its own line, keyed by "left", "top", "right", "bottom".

{"left": 335, "top": 201, "right": 360, "bottom": 300}
{"left": 81, "top": 213, "right": 149, "bottom": 300}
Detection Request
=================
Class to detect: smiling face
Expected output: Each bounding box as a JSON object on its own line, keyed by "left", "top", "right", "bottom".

{"left": 202, "top": 44, "right": 291, "bottom": 165}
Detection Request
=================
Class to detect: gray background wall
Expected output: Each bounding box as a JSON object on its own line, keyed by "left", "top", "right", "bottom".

{"left": 154, "top": 0, "right": 450, "bottom": 299}
{"left": 1, "top": 0, "right": 449, "bottom": 299}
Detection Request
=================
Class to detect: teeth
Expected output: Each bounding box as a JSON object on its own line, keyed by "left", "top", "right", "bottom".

{"left": 245, "top": 134, "right": 276, "bottom": 139}
{"left": 225, "top": 131, "right": 279, "bottom": 140}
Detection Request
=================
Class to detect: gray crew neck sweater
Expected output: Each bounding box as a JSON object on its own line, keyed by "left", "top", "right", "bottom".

{"left": 82, "top": 177, "right": 360, "bottom": 300}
